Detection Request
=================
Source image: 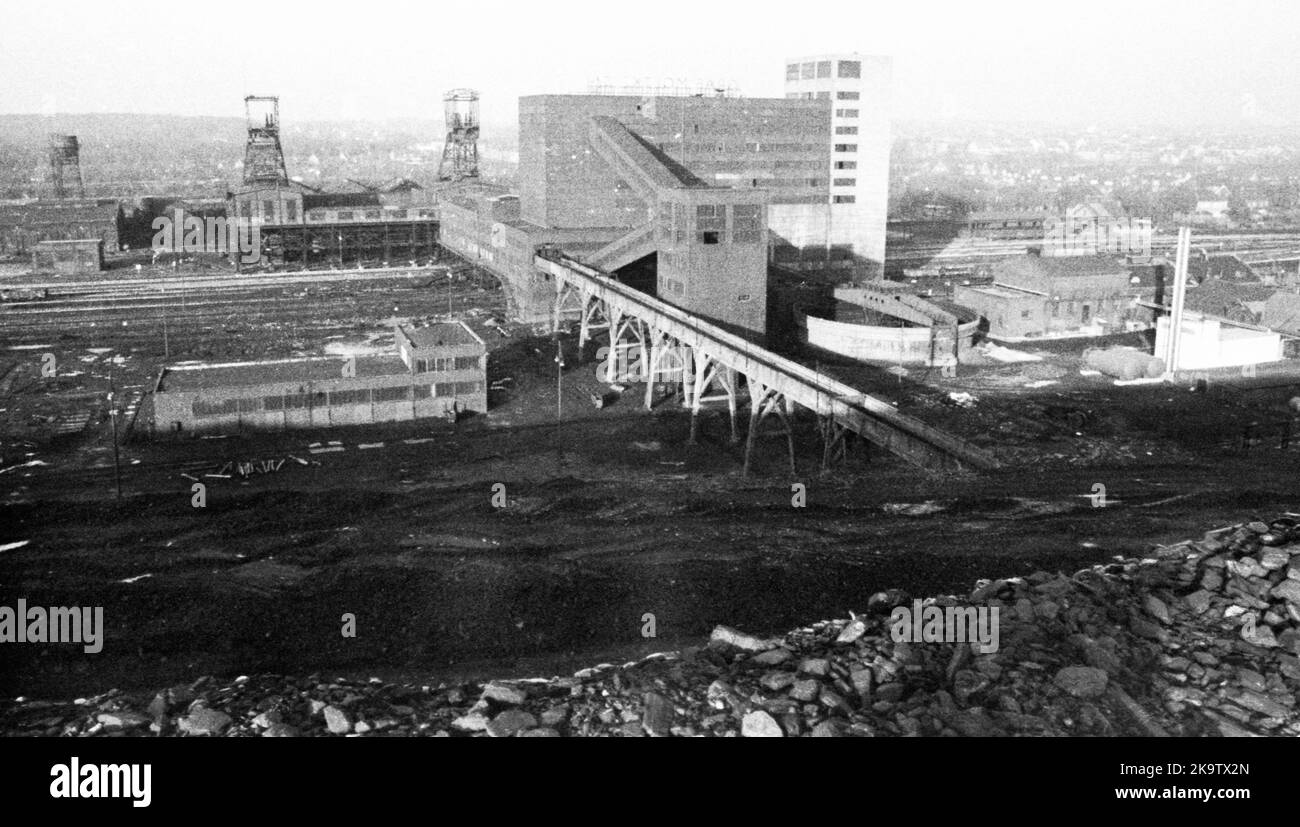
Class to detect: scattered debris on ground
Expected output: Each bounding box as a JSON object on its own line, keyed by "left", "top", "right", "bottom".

{"left": 5, "top": 514, "right": 1297, "bottom": 737}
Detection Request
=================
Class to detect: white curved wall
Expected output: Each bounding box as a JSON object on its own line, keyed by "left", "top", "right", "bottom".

{"left": 797, "top": 310, "right": 980, "bottom": 364}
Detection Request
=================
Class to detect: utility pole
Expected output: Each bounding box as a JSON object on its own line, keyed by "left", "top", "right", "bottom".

{"left": 1166, "top": 226, "right": 1191, "bottom": 374}
{"left": 554, "top": 336, "right": 565, "bottom": 420}
{"left": 108, "top": 361, "right": 121, "bottom": 500}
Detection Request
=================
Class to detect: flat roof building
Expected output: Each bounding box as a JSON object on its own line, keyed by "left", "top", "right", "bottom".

{"left": 151, "top": 322, "right": 487, "bottom": 434}
{"left": 785, "top": 54, "right": 892, "bottom": 279}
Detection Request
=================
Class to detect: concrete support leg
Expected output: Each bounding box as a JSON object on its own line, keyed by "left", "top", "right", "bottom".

{"left": 604, "top": 307, "right": 623, "bottom": 383}
{"left": 776, "top": 402, "right": 797, "bottom": 477}
{"left": 723, "top": 367, "right": 739, "bottom": 444}
{"left": 742, "top": 387, "right": 764, "bottom": 477}
{"left": 644, "top": 340, "right": 657, "bottom": 410}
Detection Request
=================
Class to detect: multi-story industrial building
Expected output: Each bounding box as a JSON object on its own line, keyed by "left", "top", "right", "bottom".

{"left": 440, "top": 84, "right": 893, "bottom": 341}
{"left": 150, "top": 321, "right": 486, "bottom": 434}
{"left": 784, "top": 53, "right": 892, "bottom": 279}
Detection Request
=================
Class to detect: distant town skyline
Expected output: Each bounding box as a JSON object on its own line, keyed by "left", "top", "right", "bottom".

{"left": 2, "top": 0, "right": 1298, "bottom": 127}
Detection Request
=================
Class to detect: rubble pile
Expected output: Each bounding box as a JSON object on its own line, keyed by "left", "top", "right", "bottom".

{"left": 3, "top": 515, "right": 1298, "bottom": 737}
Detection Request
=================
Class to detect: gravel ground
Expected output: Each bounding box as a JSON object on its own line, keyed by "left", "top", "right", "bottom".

{"left": 5, "top": 513, "right": 1297, "bottom": 737}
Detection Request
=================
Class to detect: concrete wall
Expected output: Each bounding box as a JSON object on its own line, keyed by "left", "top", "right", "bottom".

{"left": 1155, "top": 315, "right": 1284, "bottom": 370}
{"left": 655, "top": 191, "right": 769, "bottom": 339}
{"left": 32, "top": 239, "right": 103, "bottom": 274}
{"left": 519, "top": 95, "right": 648, "bottom": 230}
{"left": 953, "top": 285, "right": 1046, "bottom": 339}
{"left": 797, "top": 309, "right": 979, "bottom": 364}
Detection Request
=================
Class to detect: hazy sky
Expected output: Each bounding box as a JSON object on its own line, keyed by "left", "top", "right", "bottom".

{"left": 2, "top": 0, "right": 1297, "bottom": 126}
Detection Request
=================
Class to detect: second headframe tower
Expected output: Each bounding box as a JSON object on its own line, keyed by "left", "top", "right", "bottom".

{"left": 437, "top": 89, "right": 480, "bottom": 182}
{"left": 49, "top": 134, "right": 86, "bottom": 199}
{"left": 243, "top": 95, "right": 289, "bottom": 187}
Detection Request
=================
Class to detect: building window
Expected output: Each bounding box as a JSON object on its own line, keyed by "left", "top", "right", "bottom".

{"left": 1051, "top": 301, "right": 1060, "bottom": 317}
{"left": 192, "top": 399, "right": 238, "bottom": 418}
{"left": 413, "top": 384, "right": 432, "bottom": 399}
{"left": 732, "top": 204, "right": 762, "bottom": 243}
{"left": 833, "top": 178, "right": 856, "bottom": 187}
{"left": 833, "top": 144, "right": 858, "bottom": 153}
{"left": 835, "top": 126, "right": 859, "bottom": 135}
{"left": 815, "top": 91, "right": 830, "bottom": 100}
{"left": 264, "top": 395, "right": 284, "bottom": 411}
{"left": 337, "top": 211, "right": 353, "bottom": 221}
{"left": 838, "top": 60, "right": 861, "bottom": 78}
{"left": 836, "top": 91, "right": 860, "bottom": 100}
{"left": 1021, "top": 310, "right": 1031, "bottom": 320}
{"left": 454, "top": 355, "right": 478, "bottom": 370}
{"left": 696, "top": 203, "right": 725, "bottom": 243}
{"left": 833, "top": 195, "right": 856, "bottom": 204}
{"left": 373, "top": 385, "right": 410, "bottom": 403}
{"left": 816, "top": 60, "right": 832, "bottom": 78}
{"left": 453, "top": 381, "right": 481, "bottom": 395}
{"left": 786, "top": 63, "right": 800, "bottom": 81}
{"left": 286, "top": 200, "right": 298, "bottom": 222}
{"left": 263, "top": 200, "right": 275, "bottom": 220}
{"left": 329, "top": 388, "right": 371, "bottom": 406}
{"left": 834, "top": 161, "right": 857, "bottom": 170}
{"left": 308, "top": 210, "right": 324, "bottom": 221}
{"left": 835, "top": 109, "right": 859, "bottom": 118}
{"left": 365, "top": 210, "right": 381, "bottom": 219}
{"left": 801, "top": 62, "right": 815, "bottom": 79}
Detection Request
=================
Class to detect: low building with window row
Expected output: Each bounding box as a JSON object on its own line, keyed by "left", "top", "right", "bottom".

{"left": 150, "top": 322, "right": 487, "bottom": 434}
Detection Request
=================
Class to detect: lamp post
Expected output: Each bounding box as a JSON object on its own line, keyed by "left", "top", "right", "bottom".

{"left": 107, "top": 361, "right": 121, "bottom": 500}
{"left": 555, "top": 337, "right": 565, "bottom": 421}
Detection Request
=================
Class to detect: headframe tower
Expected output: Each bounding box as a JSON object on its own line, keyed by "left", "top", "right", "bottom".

{"left": 242, "top": 95, "right": 289, "bottom": 187}
{"left": 437, "top": 89, "right": 480, "bottom": 182}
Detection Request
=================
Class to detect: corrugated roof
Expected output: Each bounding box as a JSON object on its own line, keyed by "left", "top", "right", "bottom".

{"left": 992, "top": 254, "right": 1127, "bottom": 285}
{"left": 159, "top": 355, "right": 409, "bottom": 393}
{"left": 398, "top": 321, "right": 484, "bottom": 349}
{"left": 1185, "top": 279, "right": 1277, "bottom": 324}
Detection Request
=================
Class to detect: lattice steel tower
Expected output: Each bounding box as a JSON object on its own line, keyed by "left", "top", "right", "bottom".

{"left": 242, "top": 95, "right": 289, "bottom": 186}
{"left": 437, "top": 89, "right": 480, "bottom": 182}
{"left": 48, "top": 134, "right": 85, "bottom": 199}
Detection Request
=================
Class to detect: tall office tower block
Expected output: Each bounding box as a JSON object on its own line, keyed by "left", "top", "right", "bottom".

{"left": 784, "top": 54, "right": 891, "bottom": 281}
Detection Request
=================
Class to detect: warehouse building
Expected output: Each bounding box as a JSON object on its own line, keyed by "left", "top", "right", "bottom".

{"left": 0, "top": 199, "right": 125, "bottom": 256}
{"left": 954, "top": 253, "right": 1147, "bottom": 340}
{"left": 150, "top": 321, "right": 486, "bottom": 434}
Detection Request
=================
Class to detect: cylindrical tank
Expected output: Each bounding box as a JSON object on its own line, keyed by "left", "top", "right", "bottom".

{"left": 48, "top": 134, "right": 79, "bottom": 161}
{"left": 1083, "top": 347, "right": 1165, "bottom": 380}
